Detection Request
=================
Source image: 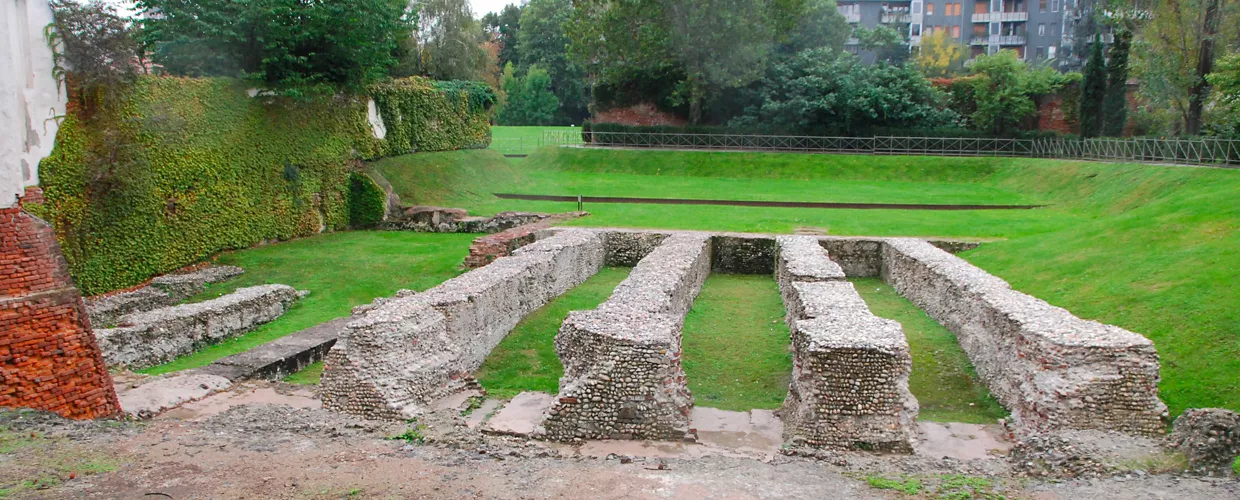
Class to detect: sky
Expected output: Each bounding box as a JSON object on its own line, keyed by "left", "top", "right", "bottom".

{"left": 470, "top": 0, "right": 520, "bottom": 16}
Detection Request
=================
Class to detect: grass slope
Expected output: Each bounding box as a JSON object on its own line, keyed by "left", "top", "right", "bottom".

{"left": 681, "top": 274, "right": 792, "bottom": 412}
{"left": 370, "top": 149, "right": 529, "bottom": 213}
{"left": 851, "top": 278, "right": 1006, "bottom": 423}
{"left": 476, "top": 267, "right": 632, "bottom": 399}
{"left": 141, "top": 232, "right": 474, "bottom": 374}
{"left": 490, "top": 126, "right": 583, "bottom": 155}
{"left": 374, "top": 147, "right": 1240, "bottom": 416}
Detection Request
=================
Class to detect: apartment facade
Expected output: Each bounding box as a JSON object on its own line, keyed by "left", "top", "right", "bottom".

{"left": 839, "top": 0, "right": 1098, "bottom": 69}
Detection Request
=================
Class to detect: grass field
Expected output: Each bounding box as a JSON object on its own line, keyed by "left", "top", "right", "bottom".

{"left": 851, "top": 278, "right": 1007, "bottom": 423}
{"left": 681, "top": 274, "right": 792, "bottom": 412}
{"left": 490, "top": 126, "right": 582, "bottom": 155}
{"left": 373, "top": 145, "right": 1240, "bottom": 417}
{"left": 475, "top": 267, "right": 632, "bottom": 399}
{"left": 140, "top": 232, "right": 475, "bottom": 374}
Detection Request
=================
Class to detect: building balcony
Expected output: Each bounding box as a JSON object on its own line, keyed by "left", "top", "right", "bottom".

{"left": 843, "top": 12, "right": 861, "bottom": 23}
{"left": 881, "top": 12, "right": 910, "bottom": 23}
{"left": 970, "top": 35, "right": 1026, "bottom": 46}
{"left": 971, "top": 12, "right": 1028, "bottom": 22}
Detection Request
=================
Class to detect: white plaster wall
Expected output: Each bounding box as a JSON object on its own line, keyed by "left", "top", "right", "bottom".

{"left": 1, "top": 0, "right": 66, "bottom": 209}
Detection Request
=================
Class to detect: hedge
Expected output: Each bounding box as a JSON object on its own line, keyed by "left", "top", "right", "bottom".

{"left": 37, "top": 75, "right": 493, "bottom": 294}
{"left": 347, "top": 172, "right": 388, "bottom": 227}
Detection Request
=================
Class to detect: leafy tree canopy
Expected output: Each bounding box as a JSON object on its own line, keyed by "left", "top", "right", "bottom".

{"left": 969, "top": 50, "right": 1076, "bottom": 136}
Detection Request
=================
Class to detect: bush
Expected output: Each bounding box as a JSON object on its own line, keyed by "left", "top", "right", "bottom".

{"left": 370, "top": 77, "right": 496, "bottom": 154}
{"left": 348, "top": 172, "right": 388, "bottom": 227}
{"left": 48, "top": 0, "right": 139, "bottom": 103}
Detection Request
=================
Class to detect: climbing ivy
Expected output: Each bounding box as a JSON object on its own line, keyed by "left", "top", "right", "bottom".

{"left": 347, "top": 172, "right": 387, "bottom": 227}
{"left": 38, "top": 75, "right": 491, "bottom": 294}
{"left": 371, "top": 77, "right": 495, "bottom": 155}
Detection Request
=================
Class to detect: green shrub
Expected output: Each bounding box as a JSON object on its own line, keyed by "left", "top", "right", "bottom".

{"left": 371, "top": 77, "right": 495, "bottom": 154}
{"left": 38, "top": 75, "right": 491, "bottom": 294}
{"left": 347, "top": 172, "right": 388, "bottom": 227}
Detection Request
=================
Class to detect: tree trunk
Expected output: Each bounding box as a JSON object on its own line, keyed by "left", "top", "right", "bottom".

{"left": 1187, "top": 0, "right": 1221, "bottom": 135}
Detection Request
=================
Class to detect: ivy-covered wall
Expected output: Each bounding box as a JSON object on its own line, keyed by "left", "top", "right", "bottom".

{"left": 37, "top": 75, "right": 492, "bottom": 295}
{"left": 371, "top": 78, "right": 495, "bottom": 155}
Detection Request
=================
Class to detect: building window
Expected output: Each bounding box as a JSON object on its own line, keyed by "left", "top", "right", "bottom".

{"left": 1039, "top": 0, "right": 1048, "bottom": 12}
{"left": 1036, "top": 46, "right": 1047, "bottom": 59}
{"left": 927, "top": 2, "right": 934, "bottom": 15}
{"left": 1048, "top": 46, "right": 1057, "bottom": 59}
{"left": 952, "top": 25, "right": 961, "bottom": 37}
{"left": 1050, "top": 23, "right": 1057, "bottom": 36}
{"left": 1038, "top": 23, "right": 1046, "bottom": 36}
{"left": 1051, "top": 0, "right": 1060, "bottom": 11}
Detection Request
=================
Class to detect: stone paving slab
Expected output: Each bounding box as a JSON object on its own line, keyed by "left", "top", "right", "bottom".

{"left": 465, "top": 399, "right": 503, "bottom": 430}
{"left": 116, "top": 373, "right": 232, "bottom": 418}
{"left": 484, "top": 392, "right": 557, "bottom": 437}
{"left": 196, "top": 317, "right": 348, "bottom": 381}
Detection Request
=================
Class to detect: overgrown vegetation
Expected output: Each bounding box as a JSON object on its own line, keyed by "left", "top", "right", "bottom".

{"left": 348, "top": 172, "right": 388, "bottom": 227}
{"left": 852, "top": 278, "right": 1006, "bottom": 423}
{"left": 681, "top": 274, "right": 792, "bottom": 411}
{"left": 475, "top": 268, "right": 631, "bottom": 399}
{"left": 142, "top": 232, "right": 474, "bottom": 374}
{"left": 859, "top": 473, "right": 1008, "bottom": 499}
{"left": 370, "top": 78, "right": 495, "bottom": 155}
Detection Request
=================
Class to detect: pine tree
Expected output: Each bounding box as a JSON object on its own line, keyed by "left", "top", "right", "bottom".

{"left": 1079, "top": 35, "right": 1108, "bottom": 138}
{"left": 1102, "top": 31, "right": 1132, "bottom": 137}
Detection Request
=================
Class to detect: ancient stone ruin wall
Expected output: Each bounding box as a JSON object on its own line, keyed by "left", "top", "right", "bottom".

{"left": 94, "top": 284, "right": 302, "bottom": 369}
{"left": 0, "top": 197, "right": 120, "bottom": 419}
{"left": 880, "top": 238, "right": 1166, "bottom": 436}
{"left": 321, "top": 230, "right": 604, "bottom": 419}
{"left": 777, "top": 238, "right": 918, "bottom": 452}
{"left": 538, "top": 233, "right": 710, "bottom": 441}
{"left": 86, "top": 265, "right": 244, "bottom": 327}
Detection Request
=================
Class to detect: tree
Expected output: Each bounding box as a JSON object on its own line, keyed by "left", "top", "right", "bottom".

{"left": 414, "top": 0, "right": 489, "bottom": 81}
{"left": 970, "top": 50, "right": 1073, "bottom": 136}
{"left": 139, "top": 0, "right": 413, "bottom": 95}
{"left": 853, "top": 25, "right": 910, "bottom": 65}
{"left": 1080, "top": 36, "right": 1108, "bottom": 137}
{"left": 777, "top": 0, "right": 850, "bottom": 54}
{"left": 1206, "top": 52, "right": 1240, "bottom": 136}
{"left": 48, "top": 0, "right": 139, "bottom": 98}
{"left": 661, "top": 0, "right": 776, "bottom": 123}
{"left": 518, "top": 0, "right": 590, "bottom": 123}
{"left": 1102, "top": 30, "right": 1132, "bottom": 136}
{"left": 497, "top": 64, "right": 561, "bottom": 125}
{"left": 731, "top": 48, "right": 960, "bottom": 134}
{"left": 482, "top": 4, "right": 522, "bottom": 68}
{"left": 914, "top": 30, "right": 966, "bottom": 78}
{"left": 1133, "top": 0, "right": 1238, "bottom": 135}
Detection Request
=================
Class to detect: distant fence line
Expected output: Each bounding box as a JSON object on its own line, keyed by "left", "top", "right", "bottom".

{"left": 518, "top": 130, "right": 1240, "bottom": 167}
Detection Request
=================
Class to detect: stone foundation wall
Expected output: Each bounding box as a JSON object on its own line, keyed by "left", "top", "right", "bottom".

{"left": 94, "top": 284, "right": 301, "bottom": 369}
{"left": 880, "top": 238, "right": 1166, "bottom": 436}
{"left": 320, "top": 230, "right": 604, "bottom": 419}
{"left": 85, "top": 266, "right": 244, "bottom": 327}
{"left": 711, "top": 234, "right": 776, "bottom": 274}
{"left": 777, "top": 237, "right": 918, "bottom": 452}
{"left": 538, "top": 234, "right": 710, "bottom": 441}
{"left": 601, "top": 230, "right": 670, "bottom": 267}
{"left": 0, "top": 202, "right": 120, "bottom": 419}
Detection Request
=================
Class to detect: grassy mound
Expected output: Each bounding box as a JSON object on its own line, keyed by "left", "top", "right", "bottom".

{"left": 369, "top": 149, "right": 529, "bottom": 214}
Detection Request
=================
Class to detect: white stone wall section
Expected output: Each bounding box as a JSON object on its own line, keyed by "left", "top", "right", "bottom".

{"left": 538, "top": 233, "right": 712, "bottom": 441}
{"left": 880, "top": 238, "right": 1166, "bottom": 436}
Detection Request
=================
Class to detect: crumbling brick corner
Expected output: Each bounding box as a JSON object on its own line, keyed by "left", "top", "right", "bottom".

{"left": 0, "top": 190, "right": 120, "bottom": 419}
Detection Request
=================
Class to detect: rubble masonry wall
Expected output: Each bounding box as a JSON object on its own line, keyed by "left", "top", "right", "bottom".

{"left": 538, "top": 233, "right": 711, "bottom": 441}
{"left": 776, "top": 236, "right": 918, "bottom": 452}
{"left": 880, "top": 238, "right": 1166, "bottom": 436}
{"left": 320, "top": 230, "right": 604, "bottom": 419}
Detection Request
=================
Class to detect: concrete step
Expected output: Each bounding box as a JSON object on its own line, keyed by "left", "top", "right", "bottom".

{"left": 195, "top": 317, "right": 349, "bottom": 382}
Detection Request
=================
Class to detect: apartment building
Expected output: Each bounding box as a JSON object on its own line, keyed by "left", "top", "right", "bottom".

{"left": 839, "top": 0, "right": 1100, "bottom": 69}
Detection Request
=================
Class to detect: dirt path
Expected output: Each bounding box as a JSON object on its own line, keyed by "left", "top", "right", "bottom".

{"left": 3, "top": 382, "right": 1237, "bottom": 499}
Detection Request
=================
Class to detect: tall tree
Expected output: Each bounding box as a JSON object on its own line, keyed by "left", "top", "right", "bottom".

{"left": 519, "top": 0, "right": 590, "bottom": 123}
{"left": 1206, "top": 51, "right": 1240, "bottom": 136}
{"left": 970, "top": 50, "right": 1072, "bottom": 136}
{"left": 1134, "top": 0, "right": 1237, "bottom": 135}
{"left": 1080, "top": 35, "right": 1108, "bottom": 137}
{"left": 497, "top": 63, "right": 561, "bottom": 125}
{"left": 776, "top": 0, "right": 850, "bottom": 54}
{"left": 482, "top": 4, "right": 522, "bottom": 68}
{"left": 661, "top": 0, "right": 775, "bottom": 123}
{"left": 914, "top": 30, "right": 967, "bottom": 78}
{"left": 1102, "top": 30, "right": 1132, "bottom": 136}
{"left": 414, "top": 0, "right": 488, "bottom": 81}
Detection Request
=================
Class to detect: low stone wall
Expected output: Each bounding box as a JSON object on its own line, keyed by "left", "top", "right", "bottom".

{"left": 320, "top": 230, "right": 604, "bottom": 419}
{"left": 463, "top": 212, "right": 590, "bottom": 269}
{"left": 94, "top": 284, "right": 301, "bottom": 369}
{"left": 85, "top": 265, "right": 244, "bottom": 327}
{"left": 711, "top": 234, "right": 775, "bottom": 274}
{"left": 880, "top": 238, "right": 1166, "bottom": 436}
{"left": 778, "top": 237, "right": 918, "bottom": 452}
{"left": 538, "top": 234, "right": 710, "bottom": 441}
{"left": 601, "top": 230, "right": 670, "bottom": 266}
{"left": 379, "top": 206, "right": 558, "bottom": 234}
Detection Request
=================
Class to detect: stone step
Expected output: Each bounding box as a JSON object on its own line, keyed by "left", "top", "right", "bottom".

{"left": 482, "top": 392, "right": 556, "bottom": 437}
{"left": 195, "top": 317, "right": 349, "bottom": 382}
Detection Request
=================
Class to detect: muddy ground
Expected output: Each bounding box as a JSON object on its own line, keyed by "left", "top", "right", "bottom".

{"left": 1, "top": 381, "right": 1237, "bottom": 499}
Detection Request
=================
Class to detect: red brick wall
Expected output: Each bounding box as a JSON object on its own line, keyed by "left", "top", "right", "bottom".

{"left": 1036, "top": 93, "right": 1077, "bottom": 135}
{"left": 594, "top": 103, "right": 687, "bottom": 127}
{"left": 0, "top": 189, "right": 120, "bottom": 419}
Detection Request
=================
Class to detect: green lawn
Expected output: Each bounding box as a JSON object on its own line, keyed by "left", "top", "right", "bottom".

{"left": 475, "top": 267, "right": 632, "bottom": 399}
{"left": 490, "top": 126, "right": 583, "bottom": 155}
{"left": 284, "top": 361, "right": 324, "bottom": 385}
{"left": 681, "top": 274, "right": 793, "bottom": 412}
{"left": 851, "top": 278, "right": 1007, "bottom": 423}
{"left": 371, "top": 145, "right": 1240, "bottom": 417}
{"left": 140, "top": 232, "right": 475, "bottom": 375}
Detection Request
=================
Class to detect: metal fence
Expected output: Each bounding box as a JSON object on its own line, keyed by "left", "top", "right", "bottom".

{"left": 529, "top": 130, "right": 1240, "bottom": 167}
